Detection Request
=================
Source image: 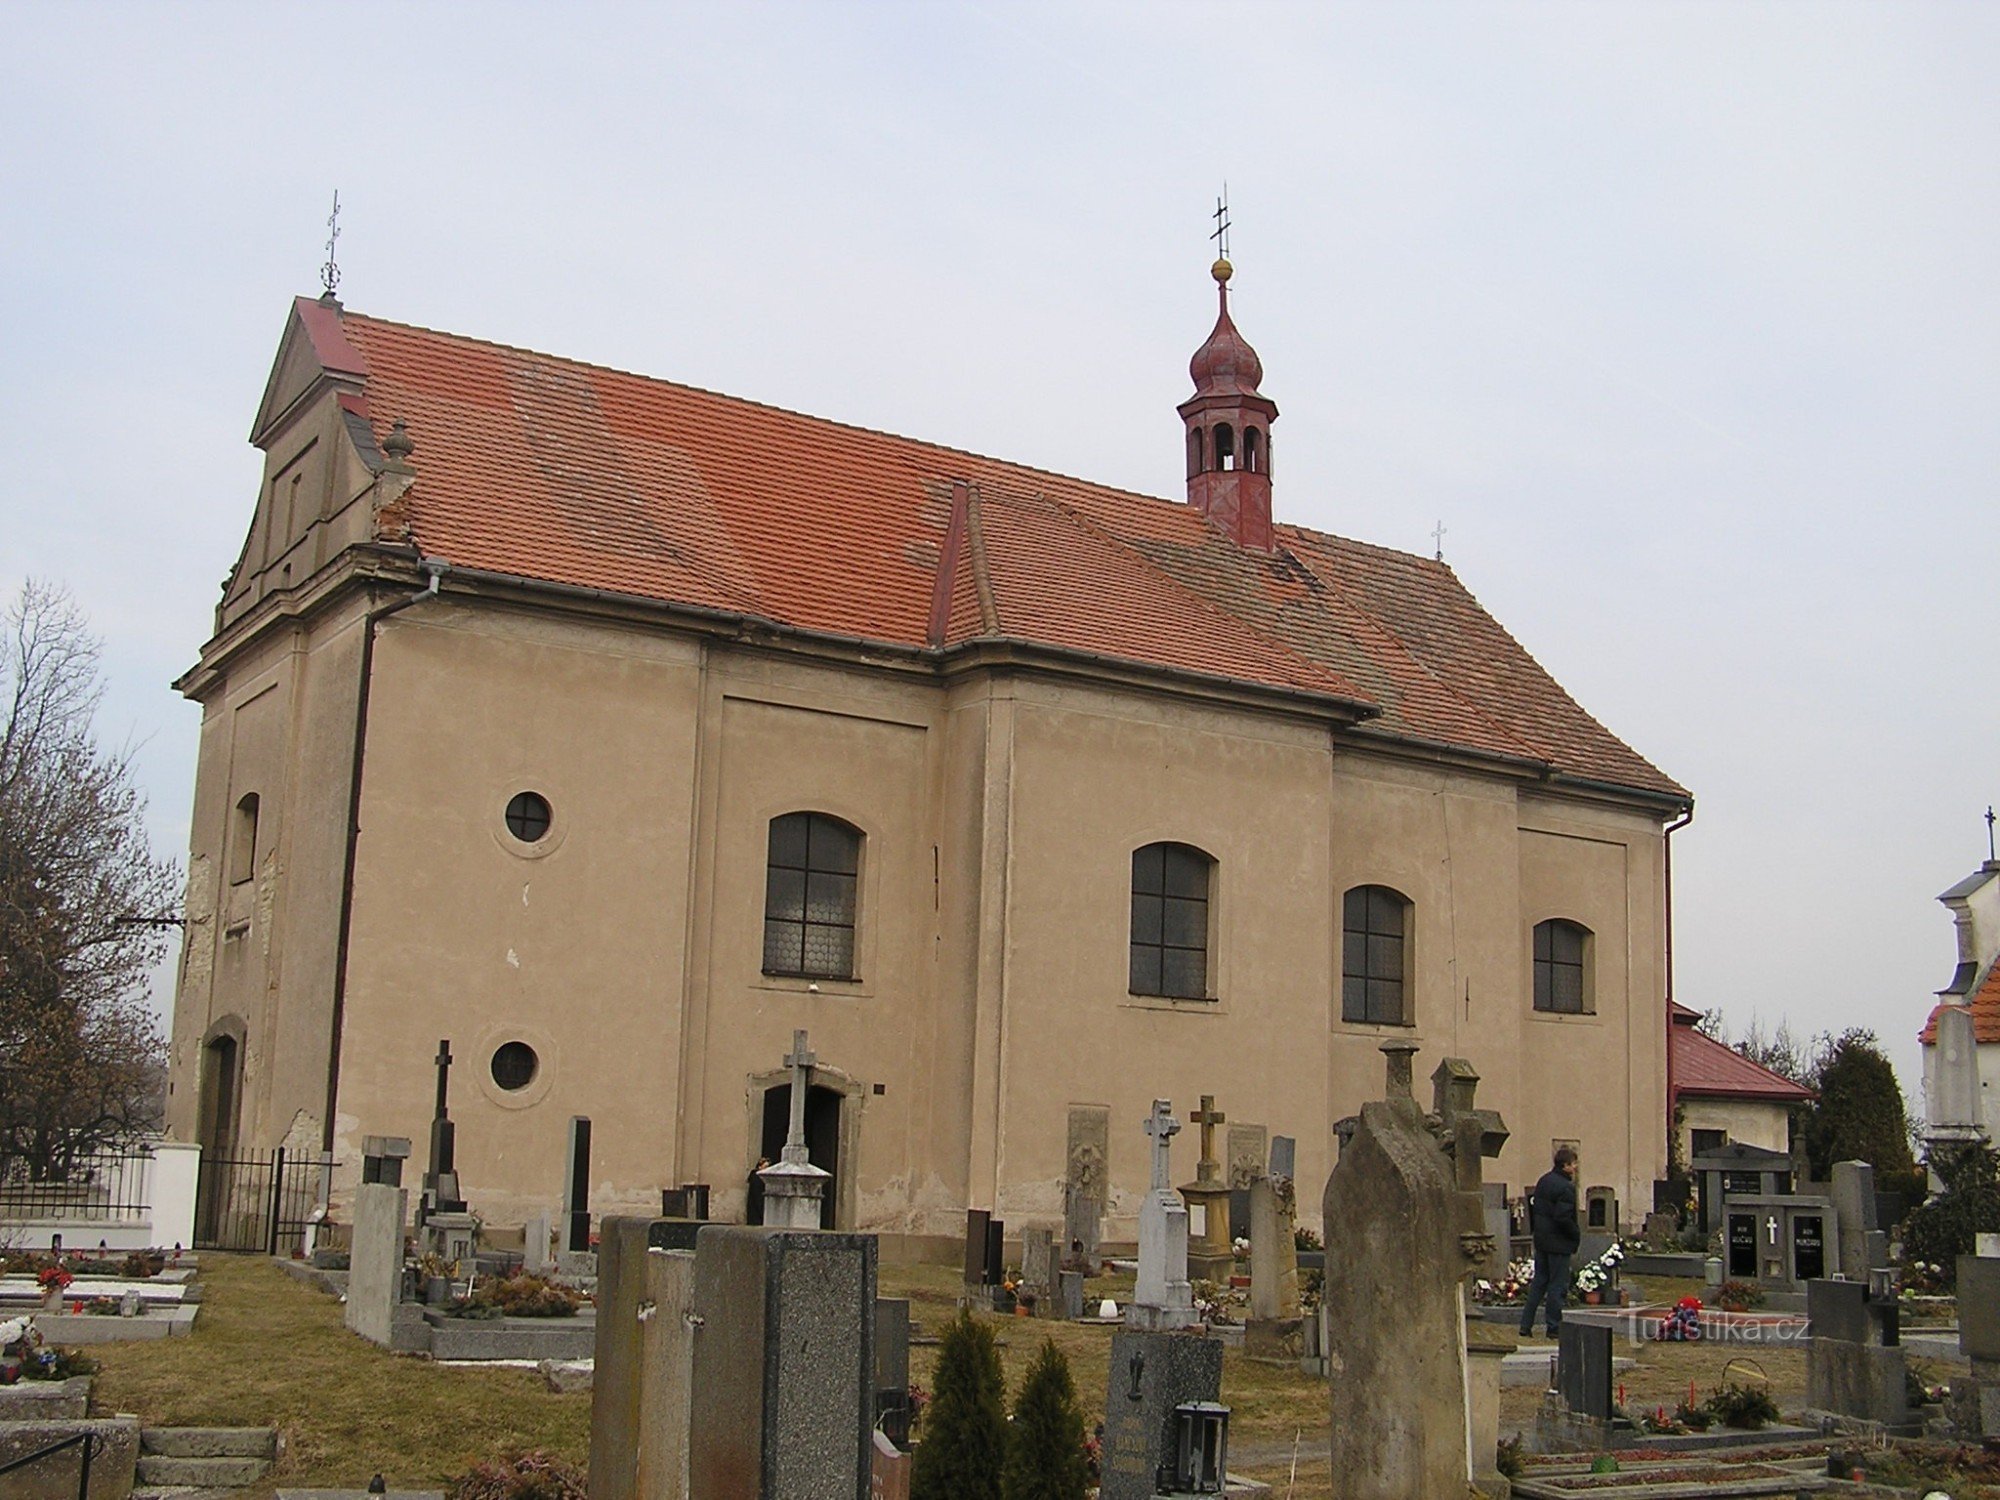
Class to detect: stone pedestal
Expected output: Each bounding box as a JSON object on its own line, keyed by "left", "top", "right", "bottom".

{"left": 1129, "top": 1187, "right": 1196, "bottom": 1332}
{"left": 1465, "top": 1320, "right": 1517, "bottom": 1497}
{"left": 688, "top": 1226, "right": 876, "bottom": 1499}
{"left": 591, "top": 1217, "right": 698, "bottom": 1500}
{"left": 757, "top": 1158, "right": 830, "bottom": 1231}
{"left": 1180, "top": 1179, "right": 1233, "bottom": 1286}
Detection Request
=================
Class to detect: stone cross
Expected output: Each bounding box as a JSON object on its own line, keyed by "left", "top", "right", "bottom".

{"left": 781, "top": 1029, "right": 816, "bottom": 1167}
{"left": 759, "top": 1030, "right": 831, "bottom": 1230}
{"left": 433, "top": 1040, "right": 453, "bottom": 1120}
{"left": 1191, "top": 1096, "right": 1225, "bottom": 1186}
{"left": 1144, "top": 1101, "right": 1181, "bottom": 1191}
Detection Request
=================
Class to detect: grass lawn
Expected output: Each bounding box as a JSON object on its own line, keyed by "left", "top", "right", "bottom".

{"left": 85, "top": 1255, "right": 588, "bottom": 1494}
{"left": 65, "top": 1253, "right": 1932, "bottom": 1495}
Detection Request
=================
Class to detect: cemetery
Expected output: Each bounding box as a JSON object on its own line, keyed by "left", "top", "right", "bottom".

{"left": 3, "top": 1035, "right": 2000, "bottom": 1498}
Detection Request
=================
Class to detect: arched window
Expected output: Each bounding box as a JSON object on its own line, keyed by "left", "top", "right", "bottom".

{"left": 230, "top": 793, "right": 260, "bottom": 885}
{"left": 1187, "top": 427, "right": 1204, "bottom": 478}
{"left": 1213, "top": 423, "right": 1236, "bottom": 471}
{"left": 1130, "top": 842, "right": 1213, "bottom": 999}
{"left": 1342, "top": 885, "right": 1411, "bottom": 1025}
{"left": 763, "top": 812, "right": 861, "bottom": 979}
{"left": 1533, "top": 919, "right": 1592, "bottom": 1014}
{"left": 1243, "top": 427, "right": 1261, "bottom": 473}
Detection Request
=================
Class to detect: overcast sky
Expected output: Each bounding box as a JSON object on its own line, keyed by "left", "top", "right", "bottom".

{"left": 3, "top": 3, "right": 1994, "bottom": 1098}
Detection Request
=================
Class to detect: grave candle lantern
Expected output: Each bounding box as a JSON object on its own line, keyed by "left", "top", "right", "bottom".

{"left": 1162, "top": 1401, "right": 1228, "bottom": 1495}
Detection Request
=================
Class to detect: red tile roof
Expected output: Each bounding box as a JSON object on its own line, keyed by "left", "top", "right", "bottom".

{"left": 311, "top": 299, "right": 1688, "bottom": 802}
{"left": 1919, "top": 962, "right": 2000, "bottom": 1044}
{"left": 1670, "top": 1014, "right": 1814, "bottom": 1102}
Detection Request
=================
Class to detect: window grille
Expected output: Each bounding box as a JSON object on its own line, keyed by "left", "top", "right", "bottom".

{"left": 1342, "top": 885, "right": 1409, "bottom": 1025}
{"left": 1533, "top": 919, "right": 1591, "bottom": 1013}
{"left": 1130, "top": 843, "right": 1212, "bottom": 999}
{"left": 763, "top": 812, "right": 861, "bottom": 979}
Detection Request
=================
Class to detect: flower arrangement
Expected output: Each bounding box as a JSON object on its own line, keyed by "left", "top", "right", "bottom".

{"left": 1572, "top": 1243, "right": 1624, "bottom": 1295}
{"left": 35, "top": 1265, "right": 73, "bottom": 1296}
{"left": 1231, "top": 1236, "right": 1251, "bottom": 1262}
{"left": 1472, "top": 1259, "right": 1534, "bottom": 1304}
{"left": 1714, "top": 1278, "right": 1764, "bottom": 1313}
{"left": 1654, "top": 1295, "right": 1703, "bottom": 1341}
{"left": 1898, "top": 1260, "right": 1948, "bottom": 1297}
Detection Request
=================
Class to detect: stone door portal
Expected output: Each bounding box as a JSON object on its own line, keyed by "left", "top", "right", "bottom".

{"left": 749, "top": 1083, "right": 841, "bottom": 1228}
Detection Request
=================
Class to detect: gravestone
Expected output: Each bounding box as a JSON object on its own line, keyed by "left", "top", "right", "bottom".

{"left": 1322, "top": 1043, "right": 1495, "bottom": 1499}
{"left": 590, "top": 1217, "right": 697, "bottom": 1500}
{"left": 361, "top": 1135, "right": 411, "bottom": 1187}
{"left": 1181, "top": 1095, "right": 1234, "bottom": 1285}
{"left": 1128, "top": 1100, "right": 1197, "bottom": 1331}
{"left": 1058, "top": 1268, "right": 1086, "bottom": 1321}
{"left": 344, "top": 1181, "right": 406, "bottom": 1347}
{"left": 1829, "top": 1160, "right": 1888, "bottom": 1281}
{"left": 1020, "top": 1225, "right": 1055, "bottom": 1315}
{"left": 563, "top": 1117, "right": 594, "bottom": 1254}
{"left": 962, "top": 1208, "right": 992, "bottom": 1304}
{"left": 1963, "top": 1255, "right": 2000, "bottom": 1364}
{"left": 1247, "top": 1175, "right": 1299, "bottom": 1322}
{"left": 758, "top": 1032, "right": 832, "bottom": 1230}
{"left": 1097, "top": 1329, "right": 1224, "bottom": 1500}
{"left": 523, "top": 1212, "right": 554, "bottom": 1275}
{"left": 659, "top": 1184, "right": 709, "bottom": 1220}
{"left": 1955, "top": 1252, "right": 2000, "bottom": 1436}
{"left": 1806, "top": 1277, "right": 1908, "bottom": 1430}
{"left": 687, "top": 1226, "right": 876, "bottom": 1499}
{"left": 1584, "top": 1185, "right": 1618, "bottom": 1235}
{"left": 420, "top": 1040, "right": 467, "bottom": 1223}
{"left": 1063, "top": 1105, "right": 1109, "bottom": 1269}
{"left": 874, "top": 1298, "right": 912, "bottom": 1449}
{"left": 1226, "top": 1122, "right": 1268, "bottom": 1240}
{"left": 1557, "top": 1322, "right": 1614, "bottom": 1420}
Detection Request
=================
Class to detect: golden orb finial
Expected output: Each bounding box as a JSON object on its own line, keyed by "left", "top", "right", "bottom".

{"left": 1211, "top": 257, "right": 1234, "bottom": 285}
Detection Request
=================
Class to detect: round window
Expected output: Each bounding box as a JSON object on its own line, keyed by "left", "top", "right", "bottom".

{"left": 504, "top": 791, "right": 552, "bottom": 844}
{"left": 490, "top": 1041, "right": 539, "bottom": 1091}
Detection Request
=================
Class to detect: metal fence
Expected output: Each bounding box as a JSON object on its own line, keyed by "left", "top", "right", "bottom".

{"left": 194, "top": 1148, "right": 323, "bottom": 1255}
{"left": 0, "top": 1145, "right": 153, "bottom": 1226}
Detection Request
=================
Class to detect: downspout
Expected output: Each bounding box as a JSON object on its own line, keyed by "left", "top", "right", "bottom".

{"left": 320, "top": 557, "right": 449, "bottom": 1153}
{"left": 1662, "top": 802, "right": 1695, "bottom": 1171}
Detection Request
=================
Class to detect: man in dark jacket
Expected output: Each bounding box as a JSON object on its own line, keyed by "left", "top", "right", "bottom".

{"left": 1518, "top": 1145, "right": 1581, "bottom": 1338}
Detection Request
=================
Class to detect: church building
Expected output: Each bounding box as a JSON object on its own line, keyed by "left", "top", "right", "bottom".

{"left": 165, "top": 259, "right": 1690, "bottom": 1254}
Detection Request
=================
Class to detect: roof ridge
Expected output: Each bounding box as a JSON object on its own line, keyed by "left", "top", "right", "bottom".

{"left": 338, "top": 303, "right": 1203, "bottom": 521}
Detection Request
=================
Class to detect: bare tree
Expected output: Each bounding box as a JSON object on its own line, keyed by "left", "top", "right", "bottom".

{"left": 0, "top": 581, "right": 176, "bottom": 1180}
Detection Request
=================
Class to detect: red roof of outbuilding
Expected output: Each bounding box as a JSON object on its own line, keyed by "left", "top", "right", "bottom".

{"left": 1919, "top": 962, "right": 2000, "bottom": 1045}
{"left": 303, "top": 300, "right": 1688, "bottom": 802}
{"left": 1670, "top": 1012, "right": 1815, "bottom": 1102}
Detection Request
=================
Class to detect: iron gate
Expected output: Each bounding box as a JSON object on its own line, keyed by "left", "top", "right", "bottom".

{"left": 193, "top": 1148, "right": 323, "bottom": 1253}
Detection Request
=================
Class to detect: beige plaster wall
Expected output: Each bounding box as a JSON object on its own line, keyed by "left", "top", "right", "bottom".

{"left": 179, "top": 569, "right": 1674, "bottom": 1246}
{"left": 167, "top": 601, "right": 367, "bottom": 1158}
{"left": 1678, "top": 1096, "right": 1793, "bottom": 1157}
{"left": 333, "top": 604, "right": 706, "bottom": 1227}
